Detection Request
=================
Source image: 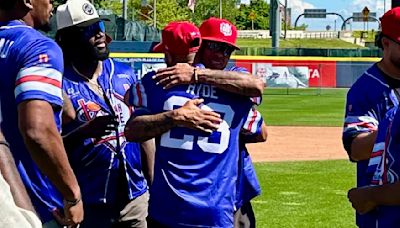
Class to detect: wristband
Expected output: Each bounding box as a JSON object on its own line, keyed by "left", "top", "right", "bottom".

{"left": 0, "top": 141, "right": 9, "bottom": 148}
{"left": 193, "top": 68, "right": 198, "bottom": 83}
{"left": 63, "top": 197, "right": 81, "bottom": 206}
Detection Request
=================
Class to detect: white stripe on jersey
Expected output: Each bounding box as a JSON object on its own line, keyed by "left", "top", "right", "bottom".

{"left": 17, "top": 66, "right": 62, "bottom": 82}
{"left": 15, "top": 81, "right": 62, "bottom": 99}
{"left": 365, "top": 71, "right": 389, "bottom": 89}
{"left": 0, "top": 25, "right": 32, "bottom": 30}
{"left": 372, "top": 142, "right": 385, "bottom": 153}
{"left": 368, "top": 156, "right": 382, "bottom": 168}
{"left": 243, "top": 109, "right": 262, "bottom": 134}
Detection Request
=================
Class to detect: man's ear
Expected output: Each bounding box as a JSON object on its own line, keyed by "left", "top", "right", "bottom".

{"left": 23, "top": 0, "right": 33, "bottom": 10}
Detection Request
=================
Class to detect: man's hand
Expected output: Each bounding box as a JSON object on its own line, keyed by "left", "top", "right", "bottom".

{"left": 81, "top": 115, "right": 119, "bottom": 139}
{"left": 153, "top": 63, "right": 195, "bottom": 89}
{"left": 348, "top": 187, "right": 377, "bottom": 214}
{"left": 52, "top": 199, "right": 84, "bottom": 226}
{"left": 174, "top": 98, "right": 222, "bottom": 133}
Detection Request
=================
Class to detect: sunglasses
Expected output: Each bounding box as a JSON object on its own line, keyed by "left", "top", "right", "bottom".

{"left": 81, "top": 21, "right": 106, "bottom": 40}
{"left": 206, "top": 41, "right": 235, "bottom": 56}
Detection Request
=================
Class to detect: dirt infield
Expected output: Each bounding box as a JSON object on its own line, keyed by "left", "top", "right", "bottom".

{"left": 247, "top": 126, "right": 348, "bottom": 162}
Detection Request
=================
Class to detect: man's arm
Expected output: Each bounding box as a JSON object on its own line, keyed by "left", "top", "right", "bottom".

{"left": 140, "top": 139, "right": 155, "bottom": 185}
{"left": 63, "top": 115, "right": 118, "bottom": 151}
{"left": 125, "top": 98, "right": 221, "bottom": 142}
{"left": 62, "top": 91, "right": 76, "bottom": 126}
{"left": 348, "top": 182, "right": 400, "bottom": 214}
{"left": 18, "top": 100, "right": 83, "bottom": 225}
{"left": 153, "top": 63, "right": 264, "bottom": 97}
{"left": 243, "top": 122, "right": 268, "bottom": 143}
{"left": 349, "top": 131, "right": 377, "bottom": 161}
{"left": 0, "top": 132, "right": 36, "bottom": 213}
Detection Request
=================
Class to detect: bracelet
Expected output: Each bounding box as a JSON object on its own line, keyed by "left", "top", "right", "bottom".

{"left": 193, "top": 68, "right": 199, "bottom": 83}
{"left": 63, "top": 197, "right": 81, "bottom": 206}
{"left": 0, "top": 141, "right": 9, "bottom": 148}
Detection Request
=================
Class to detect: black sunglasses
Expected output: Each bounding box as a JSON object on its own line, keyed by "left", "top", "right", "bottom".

{"left": 80, "top": 21, "right": 106, "bottom": 40}
{"left": 205, "top": 41, "right": 235, "bottom": 56}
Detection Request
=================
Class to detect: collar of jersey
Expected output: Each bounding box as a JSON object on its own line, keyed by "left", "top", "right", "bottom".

{"left": 0, "top": 20, "right": 31, "bottom": 29}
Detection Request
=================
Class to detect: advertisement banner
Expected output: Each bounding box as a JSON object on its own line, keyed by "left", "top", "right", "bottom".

{"left": 236, "top": 59, "right": 337, "bottom": 88}
{"left": 252, "top": 63, "right": 309, "bottom": 88}
{"left": 112, "top": 55, "right": 338, "bottom": 87}
{"left": 113, "top": 57, "right": 165, "bottom": 79}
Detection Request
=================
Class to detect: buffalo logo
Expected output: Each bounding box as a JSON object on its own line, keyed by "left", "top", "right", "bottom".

{"left": 77, "top": 99, "right": 101, "bottom": 121}
{"left": 82, "top": 3, "right": 94, "bottom": 15}
{"left": 220, "top": 23, "right": 232, "bottom": 36}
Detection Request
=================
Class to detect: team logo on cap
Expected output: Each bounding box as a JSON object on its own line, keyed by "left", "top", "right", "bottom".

{"left": 220, "top": 23, "right": 232, "bottom": 36}
{"left": 82, "top": 3, "right": 94, "bottom": 15}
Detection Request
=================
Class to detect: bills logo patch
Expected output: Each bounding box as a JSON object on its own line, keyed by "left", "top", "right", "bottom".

{"left": 220, "top": 23, "right": 232, "bottom": 36}
{"left": 82, "top": 3, "right": 94, "bottom": 15}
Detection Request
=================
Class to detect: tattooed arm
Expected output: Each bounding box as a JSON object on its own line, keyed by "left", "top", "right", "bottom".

{"left": 124, "top": 98, "right": 221, "bottom": 142}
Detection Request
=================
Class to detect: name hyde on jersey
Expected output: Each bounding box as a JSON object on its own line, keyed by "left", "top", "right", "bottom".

{"left": 186, "top": 84, "right": 219, "bottom": 99}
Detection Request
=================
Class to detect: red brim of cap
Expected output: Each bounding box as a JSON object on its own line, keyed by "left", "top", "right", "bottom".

{"left": 152, "top": 43, "right": 165, "bottom": 53}
{"left": 202, "top": 36, "right": 240, "bottom": 50}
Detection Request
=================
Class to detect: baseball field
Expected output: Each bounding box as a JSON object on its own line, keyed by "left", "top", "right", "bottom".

{"left": 250, "top": 88, "right": 357, "bottom": 227}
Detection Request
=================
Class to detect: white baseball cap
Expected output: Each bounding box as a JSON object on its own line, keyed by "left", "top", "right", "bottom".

{"left": 56, "top": 0, "right": 100, "bottom": 31}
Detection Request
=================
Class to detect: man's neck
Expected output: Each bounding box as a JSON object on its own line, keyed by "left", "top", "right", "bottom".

{"left": 72, "top": 60, "right": 102, "bottom": 81}
{"left": 0, "top": 8, "right": 31, "bottom": 25}
{"left": 377, "top": 60, "right": 400, "bottom": 80}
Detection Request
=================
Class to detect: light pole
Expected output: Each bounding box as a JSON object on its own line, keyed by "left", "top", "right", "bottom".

{"left": 219, "top": 0, "right": 222, "bottom": 18}
{"left": 277, "top": 0, "right": 288, "bottom": 39}
{"left": 153, "top": 0, "right": 157, "bottom": 27}
{"left": 384, "top": 0, "right": 386, "bottom": 12}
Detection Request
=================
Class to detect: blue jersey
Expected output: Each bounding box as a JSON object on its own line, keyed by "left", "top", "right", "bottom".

{"left": 236, "top": 107, "right": 263, "bottom": 209}
{"left": 0, "top": 20, "right": 64, "bottom": 222}
{"left": 343, "top": 63, "right": 399, "bottom": 227}
{"left": 221, "top": 65, "right": 263, "bottom": 209}
{"left": 128, "top": 71, "right": 253, "bottom": 227}
{"left": 367, "top": 97, "right": 400, "bottom": 227}
{"left": 62, "top": 59, "right": 147, "bottom": 205}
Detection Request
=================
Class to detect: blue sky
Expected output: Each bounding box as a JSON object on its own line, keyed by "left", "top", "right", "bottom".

{"left": 241, "top": 0, "right": 388, "bottom": 31}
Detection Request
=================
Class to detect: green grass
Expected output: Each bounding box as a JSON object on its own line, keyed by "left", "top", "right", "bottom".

{"left": 253, "top": 160, "right": 356, "bottom": 228}
{"left": 258, "top": 88, "right": 348, "bottom": 127}
{"left": 352, "top": 31, "right": 378, "bottom": 42}
{"left": 237, "top": 38, "right": 363, "bottom": 49}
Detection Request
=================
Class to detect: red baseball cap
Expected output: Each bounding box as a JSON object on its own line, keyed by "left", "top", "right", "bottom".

{"left": 153, "top": 21, "right": 201, "bottom": 55}
{"left": 381, "top": 7, "right": 400, "bottom": 42}
{"left": 199, "top": 17, "right": 239, "bottom": 50}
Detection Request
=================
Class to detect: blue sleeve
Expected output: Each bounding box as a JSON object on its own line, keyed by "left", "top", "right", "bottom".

{"left": 241, "top": 107, "right": 264, "bottom": 141}
{"left": 342, "top": 86, "right": 379, "bottom": 154}
{"left": 125, "top": 71, "right": 158, "bottom": 115}
{"left": 14, "top": 38, "right": 63, "bottom": 108}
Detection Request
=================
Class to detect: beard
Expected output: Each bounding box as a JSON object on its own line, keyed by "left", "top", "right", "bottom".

{"left": 93, "top": 46, "right": 110, "bottom": 61}
{"left": 36, "top": 22, "right": 52, "bottom": 32}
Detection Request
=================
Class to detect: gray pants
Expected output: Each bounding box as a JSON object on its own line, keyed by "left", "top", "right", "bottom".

{"left": 45, "top": 191, "right": 149, "bottom": 228}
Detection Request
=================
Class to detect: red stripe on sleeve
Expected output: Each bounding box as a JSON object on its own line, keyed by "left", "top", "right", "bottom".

{"left": 15, "top": 75, "right": 61, "bottom": 88}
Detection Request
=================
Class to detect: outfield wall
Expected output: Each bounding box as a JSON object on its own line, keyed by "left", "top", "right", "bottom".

{"left": 110, "top": 53, "right": 379, "bottom": 88}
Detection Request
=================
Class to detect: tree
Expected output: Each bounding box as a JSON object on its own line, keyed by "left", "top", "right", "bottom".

{"left": 190, "top": 0, "right": 239, "bottom": 26}
{"left": 235, "top": 0, "right": 269, "bottom": 30}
